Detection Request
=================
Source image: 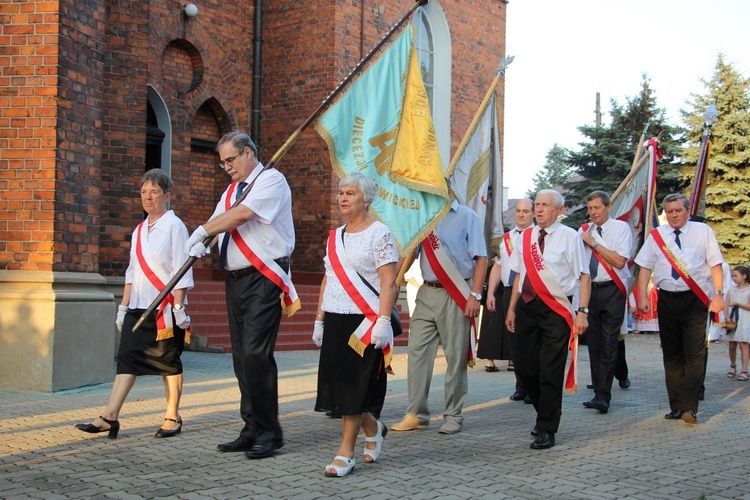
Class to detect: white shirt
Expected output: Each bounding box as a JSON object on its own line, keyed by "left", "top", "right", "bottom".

{"left": 578, "top": 217, "right": 632, "bottom": 284}
{"left": 498, "top": 226, "right": 527, "bottom": 287}
{"left": 634, "top": 221, "right": 724, "bottom": 292}
{"left": 210, "top": 163, "right": 295, "bottom": 270}
{"left": 322, "top": 222, "right": 399, "bottom": 314}
{"left": 509, "top": 221, "right": 588, "bottom": 297}
{"left": 125, "top": 210, "right": 194, "bottom": 308}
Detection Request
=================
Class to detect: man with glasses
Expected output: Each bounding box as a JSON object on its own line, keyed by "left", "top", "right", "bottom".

{"left": 185, "top": 131, "right": 298, "bottom": 458}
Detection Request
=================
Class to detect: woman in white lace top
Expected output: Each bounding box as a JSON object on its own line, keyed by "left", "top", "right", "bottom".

{"left": 313, "top": 173, "right": 398, "bottom": 477}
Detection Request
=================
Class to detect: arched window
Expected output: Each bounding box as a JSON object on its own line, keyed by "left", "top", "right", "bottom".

{"left": 146, "top": 85, "right": 172, "bottom": 178}
{"left": 412, "top": 3, "right": 451, "bottom": 171}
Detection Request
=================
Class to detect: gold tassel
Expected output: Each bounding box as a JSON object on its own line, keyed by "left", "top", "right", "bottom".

{"left": 348, "top": 333, "right": 366, "bottom": 357}
{"left": 384, "top": 350, "right": 395, "bottom": 375}
{"left": 156, "top": 326, "right": 174, "bottom": 341}
{"left": 184, "top": 327, "right": 191, "bottom": 345}
{"left": 281, "top": 295, "right": 302, "bottom": 318}
{"left": 565, "top": 384, "right": 579, "bottom": 395}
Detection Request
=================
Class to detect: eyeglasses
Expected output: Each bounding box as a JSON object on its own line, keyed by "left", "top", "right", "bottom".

{"left": 219, "top": 149, "right": 245, "bottom": 169}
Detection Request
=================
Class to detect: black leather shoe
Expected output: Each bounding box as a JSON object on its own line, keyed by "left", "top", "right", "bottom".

{"left": 586, "top": 384, "right": 594, "bottom": 390}
{"left": 509, "top": 392, "right": 526, "bottom": 401}
{"left": 530, "top": 431, "right": 555, "bottom": 449}
{"left": 592, "top": 399, "right": 609, "bottom": 413}
{"left": 154, "top": 418, "right": 182, "bottom": 438}
{"left": 681, "top": 409, "right": 697, "bottom": 424}
{"left": 582, "top": 398, "right": 597, "bottom": 409}
{"left": 530, "top": 425, "right": 538, "bottom": 437}
{"left": 523, "top": 395, "right": 532, "bottom": 404}
{"left": 664, "top": 409, "right": 684, "bottom": 420}
{"left": 217, "top": 436, "right": 255, "bottom": 452}
{"left": 619, "top": 378, "right": 631, "bottom": 389}
{"left": 244, "top": 439, "right": 283, "bottom": 459}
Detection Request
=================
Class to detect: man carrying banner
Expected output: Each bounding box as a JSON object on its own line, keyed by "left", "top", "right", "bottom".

{"left": 579, "top": 191, "right": 632, "bottom": 414}
{"left": 505, "top": 189, "right": 590, "bottom": 449}
{"left": 392, "top": 197, "right": 487, "bottom": 435}
{"left": 487, "top": 198, "right": 534, "bottom": 402}
{"left": 184, "top": 131, "right": 298, "bottom": 458}
{"left": 634, "top": 193, "right": 724, "bottom": 424}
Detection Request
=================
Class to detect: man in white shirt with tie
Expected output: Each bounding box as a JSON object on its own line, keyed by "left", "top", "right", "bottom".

{"left": 634, "top": 193, "right": 724, "bottom": 424}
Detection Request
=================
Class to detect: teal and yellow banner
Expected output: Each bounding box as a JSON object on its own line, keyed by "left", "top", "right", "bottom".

{"left": 315, "top": 27, "right": 449, "bottom": 256}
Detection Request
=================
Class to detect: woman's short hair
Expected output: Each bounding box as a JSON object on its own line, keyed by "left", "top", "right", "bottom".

{"left": 142, "top": 169, "right": 172, "bottom": 193}
{"left": 339, "top": 172, "right": 376, "bottom": 204}
{"left": 216, "top": 131, "right": 259, "bottom": 159}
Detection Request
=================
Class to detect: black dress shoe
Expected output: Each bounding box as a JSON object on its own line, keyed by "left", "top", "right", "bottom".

{"left": 217, "top": 436, "right": 255, "bottom": 452}
{"left": 244, "top": 439, "right": 283, "bottom": 459}
{"left": 530, "top": 425, "right": 538, "bottom": 437}
{"left": 619, "top": 378, "right": 631, "bottom": 389}
{"left": 509, "top": 392, "right": 526, "bottom": 401}
{"left": 681, "top": 409, "right": 697, "bottom": 424}
{"left": 530, "top": 431, "right": 555, "bottom": 449}
{"left": 586, "top": 384, "right": 594, "bottom": 390}
{"left": 523, "top": 395, "right": 532, "bottom": 404}
{"left": 154, "top": 417, "right": 182, "bottom": 438}
{"left": 664, "top": 409, "right": 684, "bottom": 420}
{"left": 591, "top": 399, "right": 609, "bottom": 413}
{"left": 582, "top": 398, "right": 597, "bottom": 409}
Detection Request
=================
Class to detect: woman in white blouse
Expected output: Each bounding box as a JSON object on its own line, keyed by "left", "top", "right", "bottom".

{"left": 75, "top": 169, "right": 193, "bottom": 439}
{"left": 313, "top": 173, "right": 398, "bottom": 477}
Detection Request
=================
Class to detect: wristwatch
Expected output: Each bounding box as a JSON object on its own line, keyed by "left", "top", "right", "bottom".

{"left": 577, "top": 307, "right": 589, "bottom": 314}
{"left": 470, "top": 291, "right": 482, "bottom": 301}
{"left": 716, "top": 290, "right": 724, "bottom": 296}
{"left": 173, "top": 304, "right": 184, "bottom": 311}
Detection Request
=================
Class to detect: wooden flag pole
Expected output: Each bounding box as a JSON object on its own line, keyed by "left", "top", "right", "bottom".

{"left": 134, "top": 0, "right": 429, "bottom": 331}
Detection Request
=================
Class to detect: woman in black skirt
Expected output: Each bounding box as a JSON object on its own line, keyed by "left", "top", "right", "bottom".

{"left": 75, "top": 169, "right": 194, "bottom": 439}
{"left": 312, "top": 173, "right": 398, "bottom": 477}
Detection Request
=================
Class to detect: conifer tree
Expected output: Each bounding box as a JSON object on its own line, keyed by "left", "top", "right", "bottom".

{"left": 681, "top": 55, "right": 750, "bottom": 265}
{"left": 526, "top": 144, "right": 573, "bottom": 199}
{"left": 562, "top": 77, "right": 686, "bottom": 227}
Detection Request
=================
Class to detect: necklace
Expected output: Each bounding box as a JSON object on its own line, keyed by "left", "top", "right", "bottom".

{"left": 148, "top": 214, "right": 163, "bottom": 227}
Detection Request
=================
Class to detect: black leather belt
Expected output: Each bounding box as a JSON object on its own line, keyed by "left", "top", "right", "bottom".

{"left": 229, "top": 257, "right": 289, "bottom": 278}
{"left": 658, "top": 289, "right": 693, "bottom": 296}
{"left": 423, "top": 280, "right": 444, "bottom": 288}
{"left": 591, "top": 281, "right": 617, "bottom": 288}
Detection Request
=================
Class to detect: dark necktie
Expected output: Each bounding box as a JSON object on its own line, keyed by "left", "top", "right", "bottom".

{"left": 219, "top": 182, "right": 247, "bottom": 270}
{"left": 671, "top": 229, "right": 682, "bottom": 280}
{"left": 520, "top": 228, "right": 546, "bottom": 303}
{"left": 589, "top": 226, "right": 603, "bottom": 279}
{"left": 507, "top": 229, "right": 523, "bottom": 286}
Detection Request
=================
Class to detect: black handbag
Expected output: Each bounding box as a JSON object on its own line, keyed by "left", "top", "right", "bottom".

{"left": 341, "top": 226, "right": 403, "bottom": 336}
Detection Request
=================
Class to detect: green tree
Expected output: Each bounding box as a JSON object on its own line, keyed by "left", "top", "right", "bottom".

{"left": 681, "top": 55, "right": 750, "bottom": 265}
{"left": 526, "top": 144, "right": 573, "bottom": 199}
{"left": 562, "top": 77, "right": 686, "bottom": 227}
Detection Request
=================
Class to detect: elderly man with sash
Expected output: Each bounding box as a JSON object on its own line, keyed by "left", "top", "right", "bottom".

{"left": 487, "top": 198, "right": 534, "bottom": 402}
{"left": 505, "top": 189, "right": 590, "bottom": 449}
{"left": 578, "top": 191, "right": 632, "bottom": 414}
{"left": 392, "top": 198, "right": 487, "bottom": 435}
{"left": 634, "top": 193, "right": 724, "bottom": 424}
{"left": 185, "top": 131, "right": 299, "bottom": 459}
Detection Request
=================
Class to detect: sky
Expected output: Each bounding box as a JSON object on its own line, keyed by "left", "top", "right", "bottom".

{"left": 503, "top": 0, "right": 750, "bottom": 198}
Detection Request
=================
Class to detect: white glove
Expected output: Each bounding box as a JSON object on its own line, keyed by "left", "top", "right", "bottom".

{"left": 173, "top": 306, "right": 191, "bottom": 330}
{"left": 371, "top": 317, "right": 393, "bottom": 350}
{"left": 184, "top": 225, "right": 210, "bottom": 258}
{"left": 115, "top": 305, "right": 128, "bottom": 333}
{"left": 312, "top": 320, "right": 324, "bottom": 347}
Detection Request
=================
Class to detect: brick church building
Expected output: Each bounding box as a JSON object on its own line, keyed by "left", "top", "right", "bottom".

{"left": 0, "top": 0, "right": 508, "bottom": 390}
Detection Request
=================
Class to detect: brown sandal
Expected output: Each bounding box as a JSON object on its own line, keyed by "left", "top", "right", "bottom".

{"left": 727, "top": 365, "right": 737, "bottom": 378}
{"left": 738, "top": 371, "right": 749, "bottom": 382}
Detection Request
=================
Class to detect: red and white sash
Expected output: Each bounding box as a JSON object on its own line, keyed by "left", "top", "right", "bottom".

{"left": 326, "top": 227, "right": 393, "bottom": 366}
{"left": 522, "top": 227, "right": 579, "bottom": 393}
{"left": 581, "top": 223, "right": 627, "bottom": 298}
{"left": 421, "top": 232, "right": 477, "bottom": 367}
{"left": 133, "top": 221, "right": 188, "bottom": 342}
{"left": 503, "top": 231, "right": 514, "bottom": 258}
{"left": 651, "top": 229, "right": 709, "bottom": 307}
{"left": 224, "top": 182, "right": 301, "bottom": 317}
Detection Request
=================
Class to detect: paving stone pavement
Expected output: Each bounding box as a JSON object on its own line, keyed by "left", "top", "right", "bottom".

{"left": 1, "top": 334, "right": 749, "bottom": 499}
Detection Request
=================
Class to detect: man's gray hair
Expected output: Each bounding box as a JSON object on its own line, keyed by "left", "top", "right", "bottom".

{"left": 339, "top": 172, "right": 376, "bottom": 204}
{"left": 663, "top": 193, "right": 690, "bottom": 210}
{"left": 216, "top": 131, "right": 259, "bottom": 160}
{"left": 536, "top": 189, "right": 565, "bottom": 208}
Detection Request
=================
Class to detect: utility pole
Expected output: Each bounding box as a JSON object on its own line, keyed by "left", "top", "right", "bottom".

{"left": 595, "top": 92, "right": 601, "bottom": 128}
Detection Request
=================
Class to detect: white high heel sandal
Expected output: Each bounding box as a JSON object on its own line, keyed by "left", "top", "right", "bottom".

{"left": 325, "top": 456, "right": 355, "bottom": 477}
{"left": 363, "top": 421, "right": 388, "bottom": 463}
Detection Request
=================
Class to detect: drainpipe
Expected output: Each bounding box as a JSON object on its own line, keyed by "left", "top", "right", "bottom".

{"left": 251, "top": 0, "right": 263, "bottom": 154}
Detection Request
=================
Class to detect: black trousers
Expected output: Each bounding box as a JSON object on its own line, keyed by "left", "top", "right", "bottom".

{"left": 503, "top": 286, "right": 526, "bottom": 395}
{"left": 587, "top": 282, "right": 626, "bottom": 402}
{"left": 657, "top": 290, "right": 707, "bottom": 412}
{"left": 226, "top": 265, "right": 287, "bottom": 445}
{"left": 515, "top": 297, "right": 570, "bottom": 433}
{"left": 615, "top": 339, "right": 629, "bottom": 382}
